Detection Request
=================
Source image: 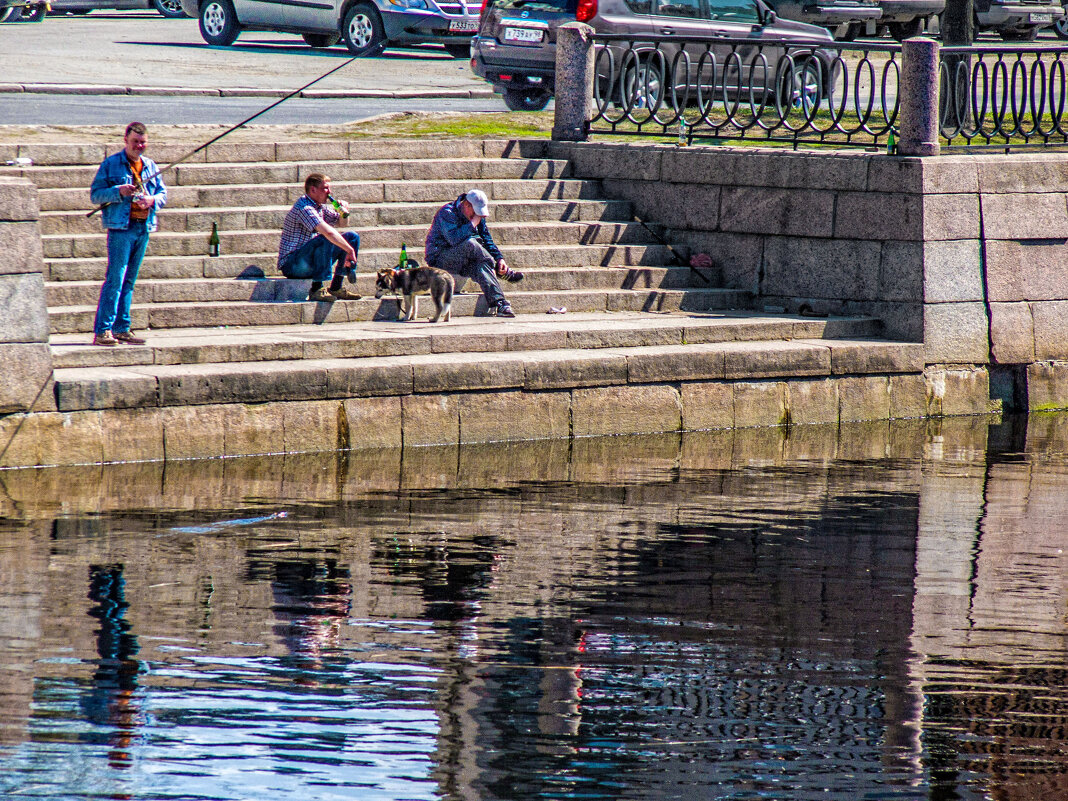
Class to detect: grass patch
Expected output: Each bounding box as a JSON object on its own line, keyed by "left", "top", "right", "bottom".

{"left": 342, "top": 110, "right": 555, "bottom": 139}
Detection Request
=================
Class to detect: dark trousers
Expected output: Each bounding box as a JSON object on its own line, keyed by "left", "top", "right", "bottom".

{"left": 431, "top": 238, "right": 506, "bottom": 308}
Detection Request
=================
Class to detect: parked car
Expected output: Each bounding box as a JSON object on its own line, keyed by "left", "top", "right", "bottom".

{"left": 763, "top": 0, "right": 881, "bottom": 37}
{"left": 180, "top": 0, "right": 479, "bottom": 55}
{"left": 975, "top": 0, "right": 1061, "bottom": 39}
{"left": 471, "top": 0, "right": 839, "bottom": 112}
{"left": 835, "top": 0, "right": 942, "bottom": 39}
{"left": 0, "top": 0, "right": 47, "bottom": 20}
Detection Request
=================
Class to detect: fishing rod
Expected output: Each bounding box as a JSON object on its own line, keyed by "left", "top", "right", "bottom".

{"left": 88, "top": 54, "right": 359, "bottom": 218}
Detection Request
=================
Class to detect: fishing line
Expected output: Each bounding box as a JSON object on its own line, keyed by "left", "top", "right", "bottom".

{"left": 87, "top": 53, "right": 359, "bottom": 218}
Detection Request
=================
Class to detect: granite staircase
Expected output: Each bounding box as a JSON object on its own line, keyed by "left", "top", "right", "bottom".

{"left": 0, "top": 138, "right": 926, "bottom": 463}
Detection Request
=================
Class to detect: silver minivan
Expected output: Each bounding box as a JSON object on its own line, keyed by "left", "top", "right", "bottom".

{"left": 182, "top": 0, "right": 479, "bottom": 55}
{"left": 471, "top": 0, "right": 837, "bottom": 111}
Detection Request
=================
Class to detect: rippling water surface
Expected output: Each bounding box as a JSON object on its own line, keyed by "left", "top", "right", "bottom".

{"left": 0, "top": 416, "right": 1066, "bottom": 800}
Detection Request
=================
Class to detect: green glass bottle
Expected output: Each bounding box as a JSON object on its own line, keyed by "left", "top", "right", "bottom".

{"left": 328, "top": 193, "right": 349, "bottom": 220}
{"left": 208, "top": 221, "right": 220, "bottom": 257}
{"left": 400, "top": 243, "right": 409, "bottom": 270}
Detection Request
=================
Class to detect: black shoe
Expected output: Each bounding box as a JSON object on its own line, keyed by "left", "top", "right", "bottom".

{"left": 496, "top": 302, "right": 516, "bottom": 318}
{"left": 499, "top": 267, "right": 524, "bottom": 283}
{"left": 346, "top": 267, "right": 357, "bottom": 284}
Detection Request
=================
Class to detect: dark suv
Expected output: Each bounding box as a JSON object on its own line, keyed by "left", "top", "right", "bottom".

{"left": 472, "top": 0, "right": 838, "bottom": 111}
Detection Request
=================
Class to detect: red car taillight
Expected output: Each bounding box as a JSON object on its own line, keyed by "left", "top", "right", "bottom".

{"left": 576, "top": 0, "right": 596, "bottom": 22}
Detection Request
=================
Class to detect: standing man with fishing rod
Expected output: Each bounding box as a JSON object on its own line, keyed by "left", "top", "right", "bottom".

{"left": 88, "top": 122, "right": 167, "bottom": 347}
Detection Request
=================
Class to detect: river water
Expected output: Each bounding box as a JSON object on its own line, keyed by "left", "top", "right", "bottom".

{"left": 0, "top": 415, "right": 1065, "bottom": 801}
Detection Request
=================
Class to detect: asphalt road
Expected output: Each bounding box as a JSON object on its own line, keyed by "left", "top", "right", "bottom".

{"left": 0, "top": 93, "right": 509, "bottom": 125}
{"left": 0, "top": 10, "right": 487, "bottom": 92}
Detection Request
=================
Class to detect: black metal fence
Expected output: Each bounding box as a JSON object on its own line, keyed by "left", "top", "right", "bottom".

{"left": 587, "top": 34, "right": 1068, "bottom": 150}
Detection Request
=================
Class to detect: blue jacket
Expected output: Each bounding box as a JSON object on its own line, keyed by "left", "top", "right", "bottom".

{"left": 424, "top": 194, "right": 503, "bottom": 267}
{"left": 89, "top": 150, "right": 168, "bottom": 232}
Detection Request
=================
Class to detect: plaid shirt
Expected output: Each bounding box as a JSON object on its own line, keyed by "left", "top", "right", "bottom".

{"left": 278, "top": 195, "right": 341, "bottom": 266}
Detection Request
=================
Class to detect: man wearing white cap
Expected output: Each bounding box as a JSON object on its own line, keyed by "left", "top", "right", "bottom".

{"left": 424, "top": 189, "right": 523, "bottom": 318}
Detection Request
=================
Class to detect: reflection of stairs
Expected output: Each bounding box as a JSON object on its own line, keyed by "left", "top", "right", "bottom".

{"left": 4, "top": 139, "right": 922, "bottom": 444}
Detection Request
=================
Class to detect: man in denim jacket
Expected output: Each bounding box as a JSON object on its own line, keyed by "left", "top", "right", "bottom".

{"left": 88, "top": 122, "right": 167, "bottom": 346}
{"left": 424, "top": 189, "right": 522, "bottom": 318}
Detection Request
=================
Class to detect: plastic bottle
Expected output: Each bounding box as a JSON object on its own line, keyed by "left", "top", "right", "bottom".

{"left": 678, "top": 117, "right": 688, "bottom": 147}
{"left": 400, "top": 243, "right": 409, "bottom": 270}
{"left": 328, "top": 193, "right": 349, "bottom": 219}
{"left": 208, "top": 221, "right": 220, "bottom": 257}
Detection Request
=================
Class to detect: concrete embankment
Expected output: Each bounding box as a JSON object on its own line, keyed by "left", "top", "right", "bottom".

{"left": 5, "top": 136, "right": 1048, "bottom": 468}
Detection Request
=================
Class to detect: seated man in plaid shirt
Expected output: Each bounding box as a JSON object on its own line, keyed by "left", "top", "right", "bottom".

{"left": 278, "top": 173, "right": 361, "bottom": 302}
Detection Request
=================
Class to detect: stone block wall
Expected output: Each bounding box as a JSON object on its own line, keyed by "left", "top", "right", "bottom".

{"left": 549, "top": 142, "right": 1068, "bottom": 409}
{"left": 0, "top": 178, "right": 53, "bottom": 415}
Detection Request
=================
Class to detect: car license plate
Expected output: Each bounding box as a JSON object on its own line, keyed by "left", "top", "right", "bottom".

{"left": 503, "top": 27, "right": 543, "bottom": 42}
{"left": 449, "top": 19, "right": 478, "bottom": 31}
{"left": 1030, "top": 11, "right": 1052, "bottom": 21}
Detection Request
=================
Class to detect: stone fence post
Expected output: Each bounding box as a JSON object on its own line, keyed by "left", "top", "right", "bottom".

{"left": 898, "top": 37, "right": 941, "bottom": 157}
{"left": 552, "top": 22, "right": 595, "bottom": 142}
{"left": 0, "top": 177, "right": 53, "bottom": 415}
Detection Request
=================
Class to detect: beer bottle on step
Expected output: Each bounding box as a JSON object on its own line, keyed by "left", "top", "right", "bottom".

{"left": 400, "top": 243, "right": 409, "bottom": 270}
{"left": 208, "top": 221, "right": 220, "bottom": 257}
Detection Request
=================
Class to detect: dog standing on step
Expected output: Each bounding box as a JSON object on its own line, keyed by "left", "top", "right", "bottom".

{"left": 375, "top": 262, "right": 454, "bottom": 323}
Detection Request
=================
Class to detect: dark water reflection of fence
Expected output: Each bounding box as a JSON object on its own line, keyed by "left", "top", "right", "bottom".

{"left": 1, "top": 416, "right": 1067, "bottom": 800}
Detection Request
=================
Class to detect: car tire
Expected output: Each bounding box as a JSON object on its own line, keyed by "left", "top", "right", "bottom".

{"left": 621, "top": 59, "right": 666, "bottom": 111}
{"left": 1056, "top": 13, "right": 1068, "bottom": 38}
{"left": 444, "top": 42, "right": 470, "bottom": 58}
{"left": 887, "top": 18, "right": 923, "bottom": 40}
{"left": 998, "top": 25, "right": 1039, "bottom": 41}
{"left": 152, "top": 0, "right": 188, "bottom": 17}
{"left": 303, "top": 31, "right": 340, "bottom": 47}
{"left": 778, "top": 57, "right": 822, "bottom": 116}
{"left": 19, "top": 2, "right": 46, "bottom": 20}
{"left": 199, "top": 0, "right": 240, "bottom": 46}
{"left": 502, "top": 87, "right": 552, "bottom": 111}
{"left": 342, "top": 3, "right": 386, "bottom": 57}
{"left": 834, "top": 22, "right": 860, "bottom": 40}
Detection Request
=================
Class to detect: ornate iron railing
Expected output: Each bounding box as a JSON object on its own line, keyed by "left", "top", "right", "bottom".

{"left": 586, "top": 34, "right": 1068, "bottom": 150}
{"left": 940, "top": 45, "right": 1068, "bottom": 148}
{"left": 589, "top": 34, "right": 901, "bottom": 147}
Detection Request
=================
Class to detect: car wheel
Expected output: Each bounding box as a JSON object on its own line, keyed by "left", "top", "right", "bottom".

{"left": 1056, "top": 13, "right": 1068, "bottom": 37}
{"left": 887, "top": 18, "right": 923, "bottom": 40}
{"left": 502, "top": 87, "right": 552, "bottom": 111}
{"left": 302, "top": 31, "right": 340, "bottom": 47}
{"left": 778, "top": 58, "right": 822, "bottom": 116}
{"left": 199, "top": 0, "right": 240, "bottom": 46}
{"left": 998, "top": 25, "right": 1039, "bottom": 40}
{"left": 152, "top": 0, "right": 187, "bottom": 16}
{"left": 621, "top": 59, "right": 665, "bottom": 111}
{"left": 342, "top": 3, "right": 386, "bottom": 57}
{"left": 835, "top": 22, "right": 860, "bottom": 41}
{"left": 18, "top": 2, "right": 46, "bottom": 20}
{"left": 444, "top": 42, "right": 470, "bottom": 58}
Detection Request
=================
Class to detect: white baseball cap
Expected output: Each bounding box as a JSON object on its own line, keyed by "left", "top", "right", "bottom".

{"left": 464, "top": 189, "right": 489, "bottom": 216}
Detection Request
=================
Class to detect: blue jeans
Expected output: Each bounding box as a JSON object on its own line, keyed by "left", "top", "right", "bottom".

{"left": 280, "top": 232, "right": 360, "bottom": 282}
{"left": 94, "top": 219, "right": 150, "bottom": 336}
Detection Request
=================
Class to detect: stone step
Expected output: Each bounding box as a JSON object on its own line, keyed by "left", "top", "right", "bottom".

{"left": 48, "top": 286, "right": 751, "bottom": 334}
{"left": 50, "top": 311, "right": 883, "bottom": 370}
{"left": 36, "top": 177, "right": 609, "bottom": 213}
{"left": 40, "top": 198, "right": 635, "bottom": 236}
{"left": 11, "top": 156, "right": 572, "bottom": 191}
{"left": 45, "top": 243, "right": 676, "bottom": 282}
{"left": 50, "top": 330, "right": 922, "bottom": 412}
{"left": 46, "top": 265, "right": 702, "bottom": 307}
{"left": 0, "top": 138, "right": 548, "bottom": 169}
{"left": 42, "top": 220, "right": 662, "bottom": 260}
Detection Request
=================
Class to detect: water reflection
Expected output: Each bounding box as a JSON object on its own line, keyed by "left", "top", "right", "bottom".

{"left": 0, "top": 416, "right": 1064, "bottom": 800}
